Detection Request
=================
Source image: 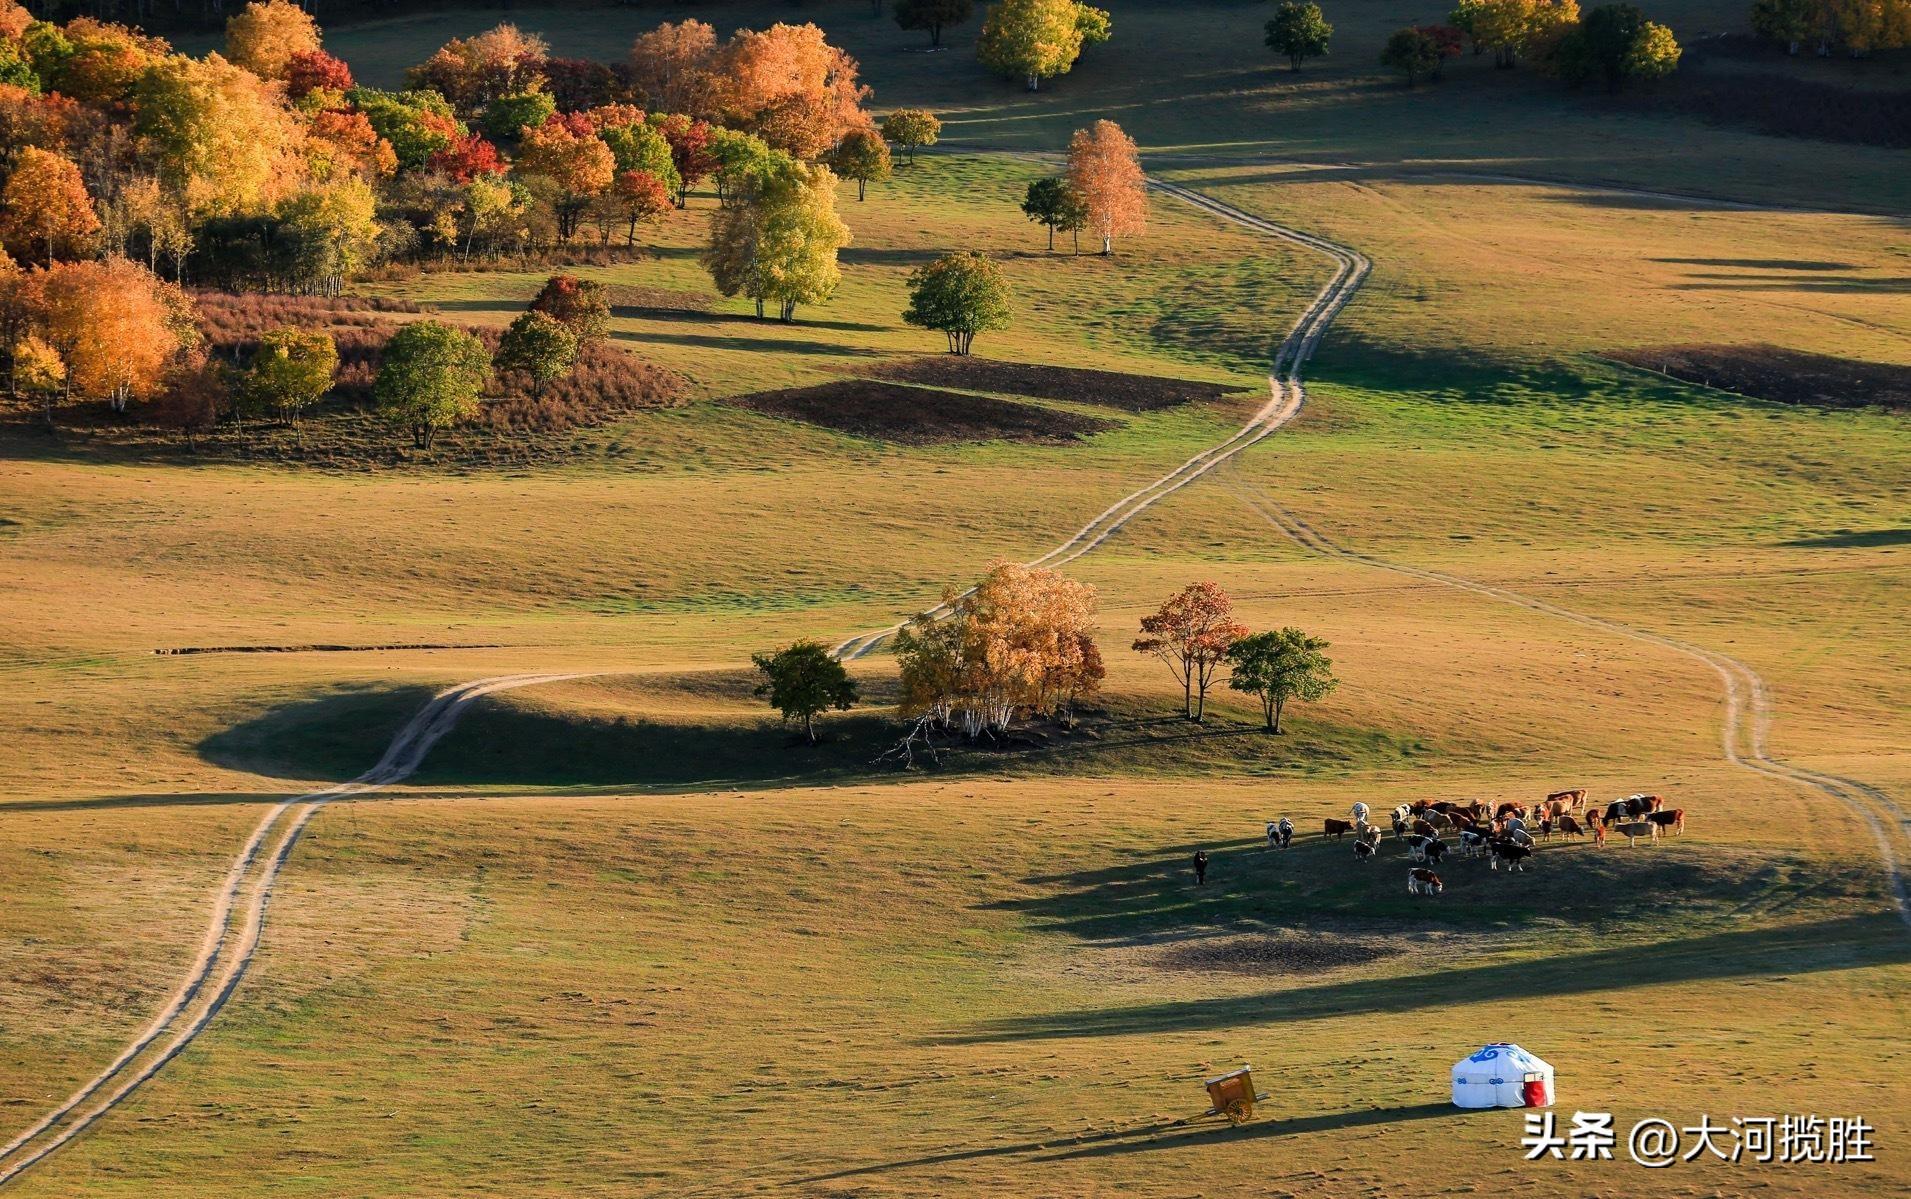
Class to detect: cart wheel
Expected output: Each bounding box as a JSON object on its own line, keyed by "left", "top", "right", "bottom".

{"left": 1223, "top": 1099, "right": 1252, "bottom": 1125}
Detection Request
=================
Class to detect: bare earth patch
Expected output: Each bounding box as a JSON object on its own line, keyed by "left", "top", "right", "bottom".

{"left": 866, "top": 356, "right": 1255, "bottom": 411}
{"left": 1149, "top": 931, "right": 1404, "bottom": 976}
{"left": 1612, "top": 344, "right": 1911, "bottom": 411}
{"left": 725, "top": 380, "right": 1117, "bottom": 445}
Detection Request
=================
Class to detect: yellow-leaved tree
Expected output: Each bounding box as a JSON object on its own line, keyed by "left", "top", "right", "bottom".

{"left": 134, "top": 52, "right": 304, "bottom": 218}
{"left": 976, "top": 0, "right": 1112, "bottom": 90}
{"left": 224, "top": 0, "right": 323, "bottom": 81}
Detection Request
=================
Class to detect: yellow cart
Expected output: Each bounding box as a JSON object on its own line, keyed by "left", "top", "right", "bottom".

{"left": 1203, "top": 1066, "right": 1262, "bottom": 1125}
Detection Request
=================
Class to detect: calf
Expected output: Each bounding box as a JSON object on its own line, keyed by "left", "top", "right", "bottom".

{"left": 1536, "top": 817, "right": 1555, "bottom": 842}
{"left": 1547, "top": 788, "right": 1588, "bottom": 810}
{"left": 1592, "top": 819, "right": 1607, "bottom": 847}
{"left": 1647, "top": 808, "right": 1685, "bottom": 835}
{"left": 1407, "top": 868, "right": 1444, "bottom": 896}
{"left": 1614, "top": 820, "right": 1657, "bottom": 846}
{"left": 1489, "top": 841, "right": 1534, "bottom": 872}
{"left": 1391, "top": 814, "right": 1410, "bottom": 841}
{"left": 1324, "top": 818, "right": 1355, "bottom": 840}
{"left": 1557, "top": 814, "right": 1585, "bottom": 838}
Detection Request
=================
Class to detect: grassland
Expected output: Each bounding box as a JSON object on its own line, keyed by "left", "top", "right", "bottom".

{"left": 2, "top": 2, "right": 1908, "bottom": 1194}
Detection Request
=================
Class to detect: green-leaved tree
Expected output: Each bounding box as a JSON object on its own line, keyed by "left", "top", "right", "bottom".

{"left": 495, "top": 310, "right": 578, "bottom": 397}
{"left": 1020, "top": 176, "right": 1088, "bottom": 253}
{"left": 1226, "top": 627, "right": 1339, "bottom": 733}
{"left": 244, "top": 326, "right": 338, "bottom": 429}
{"left": 1266, "top": 0, "right": 1334, "bottom": 70}
{"left": 880, "top": 109, "right": 942, "bottom": 165}
{"left": 903, "top": 250, "right": 1011, "bottom": 355}
{"left": 374, "top": 320, "right": 490, "bottom": 450}
{"left": 977, "top": 0, "right": 1112, "bottom": 91}
{"left": 828, "top": 128, "right": 892, "bottom": 201}
{"left": 752, "top": 640, "right": 860, "bottom": 744}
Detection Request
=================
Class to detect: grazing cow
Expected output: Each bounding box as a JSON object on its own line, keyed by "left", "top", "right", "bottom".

{"left": 1615, "top": 820, "right": 1657, "bottom": 846}
{"left": 1489, "top": 840, "right": 1533, "bottom": 872}
{"left": 1424, "top": 838, "right": 1449, "bottom": 866}
{"left": 1424, "top": 811, "right": 1454, "bottom": 832}
{"left": 1406, "top": 834, "right": 1435, "bottom": 862}
{"left": 1324, "top": 818, "right": 1355, "bottom": 840}
{"left": 1391, "top": 815, "right": 1410, "bottom": 841}
{"left": 1547, "top": 788, "right": 1587, "bottom": 810}
{"left": 1647, "top": 808, "right": 1685, "bottom": 835}
{"left": 1266, "top": 819, "right": 1294, "bottom": 849}
{"left": 1459, "top": 829, "right": 1488, "bottom": 858}
{"left": 1354, "top": 838, "right": 1377, "bottom": 861}
{"left": 1407, "top": 868, "right": 1443, "bottom": 896}
{"left": 1390, "top": 804, "right": 1413, "bottom": 826}
{"left": 1411, "top": 818, "right": 1436, "bottom": 839}
{"left": 1506, "top": 827, "right": 1534, "bottom": 849}
{"left": 1558, "top": 814, "right": 1585, "bottom": 838}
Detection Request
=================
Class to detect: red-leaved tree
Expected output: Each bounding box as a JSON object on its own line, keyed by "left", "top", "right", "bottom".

{"left": 1133, "top": 581, "right": 1249, "bottom": 721}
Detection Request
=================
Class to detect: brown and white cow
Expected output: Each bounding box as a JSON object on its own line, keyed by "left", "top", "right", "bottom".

{"left": 1547, "top": 788, "right": 1588, "bottom": 810}
{"left": 1647, "top": 808, "right": 1685, "bottom": 835}
{"left": 1411, "top": 818, "right": 1437, "bottom": 839}
{"left": 1495, "top": 802, "right": 1528, "bottom": 822}
{"left": 1408, "top": 868, "right": 1443, "bottom": 896}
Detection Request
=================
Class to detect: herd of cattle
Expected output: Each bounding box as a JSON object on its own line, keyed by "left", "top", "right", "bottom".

{"left": 1263, "top": 788, "right": 1688, "bottom": 897}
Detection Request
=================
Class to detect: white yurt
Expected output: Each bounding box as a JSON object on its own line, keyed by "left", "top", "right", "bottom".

{"left": 1451, "top": 1043, "right": 1554, "bottom": 1108}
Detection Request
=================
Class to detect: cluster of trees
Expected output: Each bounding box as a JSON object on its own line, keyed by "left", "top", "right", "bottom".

{"left": 1133, "top": 582, "right": 1339, "bottom": 733}
{"left": 893, "top": 561, "right": 1106, "bottom": 740}
{"left": 1750, "top": 0, "right": 1910, "bottom": 55}
{"left": 1018, "top": 118, "right": 1146, "bottom": 255}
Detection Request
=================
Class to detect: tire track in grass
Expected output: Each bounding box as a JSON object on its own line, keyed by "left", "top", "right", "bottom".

{"left": 0, "top": 673, "right": 591, "bottom": 1186}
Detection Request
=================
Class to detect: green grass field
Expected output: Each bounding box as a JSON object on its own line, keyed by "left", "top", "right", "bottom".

{"left": 3, "top": 1, "right": 1909, "bottom": 1193}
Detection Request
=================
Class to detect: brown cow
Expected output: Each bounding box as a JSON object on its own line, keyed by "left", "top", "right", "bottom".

{"left": 1495, "top": 802, "right": 1528, "bottom": 822}
{"left": 1411, "top": 818, "right": 1436, "bottom": 839}
{"left": 1410, "top": 799, "right": 1431, "bottom": 815}
{"left": 1324, "top": 818, "right": 1355, "bottom": 840}
{"left": 1647, "top": 808, "right": 1685, "bottom": 835}
{"left": 1547, "top": 788, "right": 1588, "bottom": 810}
{"left": 1558, "top": 814, "right": 1585, "bottom": 838}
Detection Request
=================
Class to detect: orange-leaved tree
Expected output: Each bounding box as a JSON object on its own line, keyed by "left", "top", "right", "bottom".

{"left": 1065, "top": 119, "right": 1145, "bottom": 256}
{"left": 224, "top": 0, "right": 323, "bottom": 81}
{"left": 1133, "top": 581, "right": 1248, "bottom": 721}
{"left": 0, "top": 147, "right": 99, "bottom": 264}
{"left": 33, "top": 257, "right": 195, "bottom": 413}
{"left": 514, "top": 118, "right": 616, "bottom": 241}
{"left": 628, "top": 20, "right": 726, "bottom": 120}
{"left": 718, "top": 23, "right": 871, "bottom": 160}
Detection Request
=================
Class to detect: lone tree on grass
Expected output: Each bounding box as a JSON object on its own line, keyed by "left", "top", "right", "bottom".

{"left": 894, "top": 0, "right": 974, "bottom": 46}
{"left": 1266, "top": 0, "right": 1334, "bottom": 70}
{"left": 495, "top": 311, "right": 578, "bottom": 397}
{"left": 374, "top": 320, "right": 490, "bottom": 450}
{"left": 1133, "top": 582, "right": 1249, "bottom": 722}
{"left": 1226, "top": 627, "right": 1338, "bottom": 733}
{"left": 881, "top": 109, "right": 942, "bottom": 164}
{"left": 242, "top": 326, "right": 338, "bottom": 432}
{"left": 1066, "top": 120, "right": 1146, "bottom": 256}
{"left": 903, "top": 250, "right": 1011, "bottom": 355}
{"left": 977, "top": 0, "right": 1112, "bottom": 90}
{"left": 1382, "top": 26, "right": 1445, "bottom": 85}
{"left": 1021, "top": 176, "right": 1088, "bottom": 252}
{"left": 829, "top": 128, "right": 893, "bottom": 200}
{"left": 753, "top": 640, "right": 860, "bottom": 744}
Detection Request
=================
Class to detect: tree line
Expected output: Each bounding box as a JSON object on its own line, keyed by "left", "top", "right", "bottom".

{"left": 752, "top": 568, "right": 1339, "bottom": 752}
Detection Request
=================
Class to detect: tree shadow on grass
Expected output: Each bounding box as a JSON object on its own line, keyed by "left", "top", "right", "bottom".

{"left": 614, "top": 329, "right": 889, "bottom": 357}
{"left": 933, "top": 914, "right": 1908, "bottom": 1046}
{"left": 1778, "top": 528, "right": 1911, "bottom": 549}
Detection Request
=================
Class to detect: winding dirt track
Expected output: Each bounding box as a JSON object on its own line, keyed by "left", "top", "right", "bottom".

{"left": 1, "top": 174, "right": 1901, "bottom": 1186}
{"left": 0, "top": 673, "right": 591, "bottom": 1186}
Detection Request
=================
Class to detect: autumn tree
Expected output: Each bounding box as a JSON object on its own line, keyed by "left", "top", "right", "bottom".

{"left": 408, "top": 23, "right": 548, "bottom": 114}
{"left": 481, "top": 88, "right": 556, "bottom": 140}
{"left": 427, "top": 132, "right": 506, "bottom": 183}
{"left": 351, "top": 88, "right": 463, "bottom": 171}
{"left": 134, "top": 52, "right": 302, "bottom": 217}
{"left": 719, "top": 23, "right": 872, "bottom": 159}
{"left": 278, "top": 176, "right": 379, "bottom": 295}
{"left": 1133, "top": 581, "right": 1248, "bottom": 721}
{"left": 14, "top": 334, "right": 65, "bottom": 425}
{"left": 241, "top": 326, "right": 337, "bottom": 427}
{"left": 1020, "top": 175, "right": 1086, "bottom": 252}
{"left": 514, "top": 116, "right": 615, "bottom": 241}
{"left": 702, "top": 158, "right": 850, "bottom": 321}
{"left": 600, "top": 115, "right": 683, "bottom": 197}
{"left": 627, "top": 20, "right": 724, "bottom": 119}
{"left": 827, "top": 127, "right": 891, "bottom": 200}
{"left": 977, "top": 0, "right": 1112, "bottom": 90}
{"left": 880, "top": 108, "right": 940, "bottom": 165}
{"left": 34, "top": 257, "right": 190, "bottom": 413}
{"left": 903, "top": 251, "right": 1010, "bottom": 355}
{"left": 374, "top": 320, "right": 489, "bottom": 450}
{"left": 895, "top": 0, "right": 974, "bottom": 46}
{"left": 646, "top": 112, "right": 717, "bottom": 205}
{"left": 893, "top": 562, "right": 1103, "bottom": 738}
{"left": 752, "top": 641, "right": 859, "bottom": 744}
{"left": 286, "top": 49, "right": 353, "bottom": 99}
{"left": 1450, "top": 0, "right": 1580, "bottom": 67}
{"left": 1226, "top": 628, "right": 1338, "bottom": 733}
{"left": 225, "top": 0, "right": 321, "bottom": 81}
{"left": 1266, "top": 1, "right": 1334, "bottom": 69}
{"left": 529, "top": 273, "right": 611, "bottom": 343}
{"left": 708, "top": 128, "right": 779, "bottom": 204}
{"left": 0, "top": 146, "right": 99, "bottom": 263}
{"left": 495, "top": 310, "right": 577, "bottom": 397}
{"left": 1066, "top": 119, "right": 1145, "bottom": 256}
{"left": 1382, "top": 27, "right": 1445, "bottom": 84}
{"left": 1548, "top": 3, "right": 1678, "bottom": 89}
